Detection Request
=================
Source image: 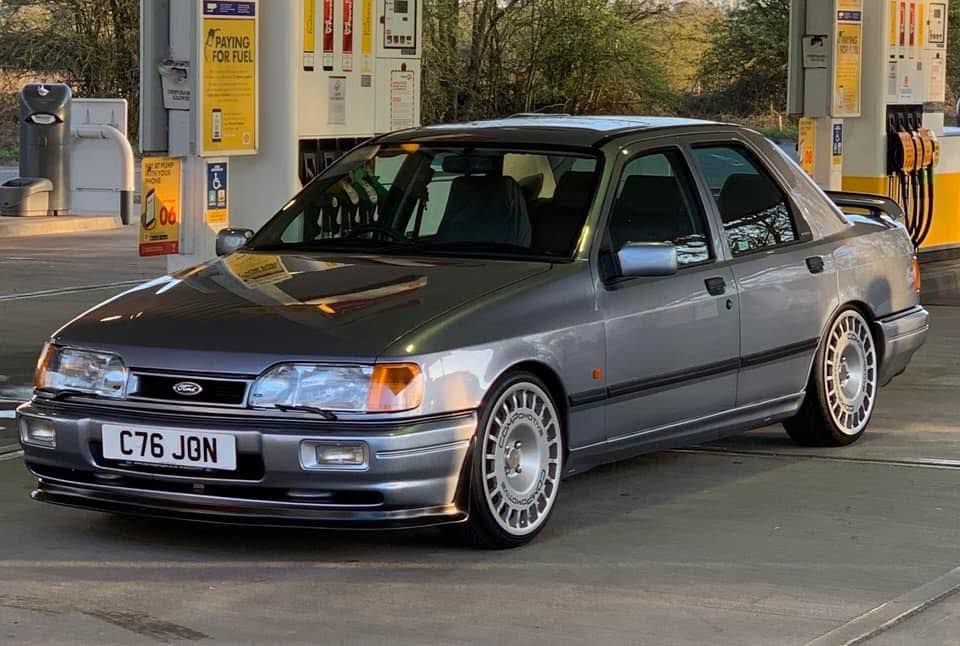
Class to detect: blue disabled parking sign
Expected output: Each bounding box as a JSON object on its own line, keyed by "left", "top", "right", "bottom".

{"left": 206, "top": 161, "right": 229, "bottom": 224}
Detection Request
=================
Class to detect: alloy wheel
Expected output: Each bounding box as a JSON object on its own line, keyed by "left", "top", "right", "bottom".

{"left": 480, "top": 382, "right": 562, "bottom": 537}
{"left": 823, "top": 310, "right": 877, "bottom": 436}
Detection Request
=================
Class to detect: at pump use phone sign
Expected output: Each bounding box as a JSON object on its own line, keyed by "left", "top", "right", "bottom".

{"left": 140, "top": 157, "right": 182, "bottom": 257}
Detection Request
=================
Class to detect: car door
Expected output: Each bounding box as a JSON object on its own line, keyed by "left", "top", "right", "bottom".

{"left": 596, "top": 142, "right": 740, "bottom": 443}
{"left": 685, "top": 135, "right": 838, "bottom": 407}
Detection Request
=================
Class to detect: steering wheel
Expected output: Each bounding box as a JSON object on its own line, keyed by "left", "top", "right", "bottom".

{"left": 344, "top": 224, "right": 407, "bottom": 242}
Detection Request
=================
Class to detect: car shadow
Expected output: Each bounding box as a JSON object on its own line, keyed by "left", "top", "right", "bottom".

{"left": 81, "top": 445, "right": 798, "bottom": 560}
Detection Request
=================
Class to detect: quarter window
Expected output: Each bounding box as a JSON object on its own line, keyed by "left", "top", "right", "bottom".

{"left": 606, "top": 149, "right": 712, "bottom": 267}
{"left": 691, "top": 144, "right": 799, "bottom": 256}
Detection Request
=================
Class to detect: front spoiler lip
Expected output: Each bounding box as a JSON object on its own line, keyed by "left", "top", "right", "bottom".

{"left": 32, "top": 476, "right": 469, "bottom": 530}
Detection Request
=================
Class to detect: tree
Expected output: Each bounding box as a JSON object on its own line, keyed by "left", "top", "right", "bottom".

{"left": 421, "top": 0, "right": 675, "bottom": 123}
{"left": 691, "top": 0, "right": 791, "bottom": 117}
{"left": 0, "top": 0, "right": 139, "bottom": 136}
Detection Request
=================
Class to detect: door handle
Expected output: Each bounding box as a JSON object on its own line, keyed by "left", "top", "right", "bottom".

{"left": 704, "top": 276, "right": 727, "bottom": 296}
{"left": 805, "top": 256, "right": 825, "bottom": 274}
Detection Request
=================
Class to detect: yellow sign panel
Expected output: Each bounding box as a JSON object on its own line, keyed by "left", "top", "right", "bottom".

{"left": 200, "top": 0, "right": 258, "bottom": 156}
{"left": 834, "top": 0, "right": 862, "bottom": 118}
{"left": 140, "top": 157, "right": 182, "bottom": 257}
{"left": 304, "top": 0, "right": 316, "bottom": 71}
{"left": 361, "top": 0, "right": 373, "bottom": 74}
{"left": 798, "top": 118, "right": 816, "bottom": 178}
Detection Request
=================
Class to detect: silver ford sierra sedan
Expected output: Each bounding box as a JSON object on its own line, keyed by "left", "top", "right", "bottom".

{"left": 18, "top": 117, "right": 929, "bottom": 547}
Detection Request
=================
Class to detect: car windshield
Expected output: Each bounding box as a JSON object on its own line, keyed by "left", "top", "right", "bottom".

{"left": 248, "top": 144, "right": 602, "bottom": 260}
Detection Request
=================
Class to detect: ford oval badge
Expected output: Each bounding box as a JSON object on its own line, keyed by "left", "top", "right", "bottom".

{"left": 173, "top": 381, "right": 203, "bottom": 397}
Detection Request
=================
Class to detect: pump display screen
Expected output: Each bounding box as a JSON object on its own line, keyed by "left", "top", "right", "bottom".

{"left": 384, "top": 0, "right": 416, "bottom": 48}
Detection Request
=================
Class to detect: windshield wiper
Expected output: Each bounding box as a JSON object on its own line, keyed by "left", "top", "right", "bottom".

{"left": 272, "top": 404, "right": 339, "bottom": 421}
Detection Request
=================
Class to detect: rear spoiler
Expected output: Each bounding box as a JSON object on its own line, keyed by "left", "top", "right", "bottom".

{"left": 825, "top": 190, "right": 905, "bottom": 224}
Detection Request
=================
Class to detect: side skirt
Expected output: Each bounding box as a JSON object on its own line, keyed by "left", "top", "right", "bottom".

{"left": 563, "top": 392, "right": 805, "bottom": 477}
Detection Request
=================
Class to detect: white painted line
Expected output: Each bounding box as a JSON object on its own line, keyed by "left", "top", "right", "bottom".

{"left": 0, "top": 451, "right": 23, "bottom": 462}
{"left": 806, "top": 565, "right": 960, "bottom": 645}
{"left": 0, "top": 279, "right": 145, "bottom": 302}
{"left": 674, "top": 447, "right": 960, "bottom": 471}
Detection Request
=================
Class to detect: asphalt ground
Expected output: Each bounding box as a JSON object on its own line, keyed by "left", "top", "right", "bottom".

{"left": 0, "top": 229, "right": 959, "bottom": 645}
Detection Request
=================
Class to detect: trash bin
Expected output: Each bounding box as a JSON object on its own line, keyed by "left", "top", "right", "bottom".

{"left": 0, "top": 178, "right": 53, "bottom": 217}
{"left": 19, "top": 83, "right": 72, "bottom": 215}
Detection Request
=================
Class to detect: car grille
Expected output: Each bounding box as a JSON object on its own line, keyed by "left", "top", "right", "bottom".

{"left": 128, "top": 372, "right": 250, "bottom": 407}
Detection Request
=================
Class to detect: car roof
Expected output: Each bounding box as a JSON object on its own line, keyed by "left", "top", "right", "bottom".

{"left": 376, "top": 115, "right": 734, "bottom": 148}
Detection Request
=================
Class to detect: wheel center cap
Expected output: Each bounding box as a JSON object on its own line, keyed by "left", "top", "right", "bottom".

{"left": 506, "top": 447, "right": 522, "bottom": 472}
{"left": 839, "top": 360, "right": 850, "bottom": 386}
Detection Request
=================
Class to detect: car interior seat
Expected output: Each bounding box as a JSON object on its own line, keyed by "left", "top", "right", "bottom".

{"left": 530, "top": 171, "right": 596, "bottom": 255}
{"left": 716, "top": 173, "right": 782, "bottom": 226}
{"left": 609, "top": 175, "right": 693, "bottom": 250}
{"left": 435, "top": 174, "right": 532, "bottom": 247}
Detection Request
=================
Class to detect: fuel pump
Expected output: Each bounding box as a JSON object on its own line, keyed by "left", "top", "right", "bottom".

{"left": 886, "top": 106, "right": 937, "bottom": 249}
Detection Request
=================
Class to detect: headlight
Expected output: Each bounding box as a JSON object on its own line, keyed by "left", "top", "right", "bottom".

{"left": 34, "top": 344, "right": 128, "bottom": 398}
{"left": 250, "top": 363, "right": 423, "bottom": 413}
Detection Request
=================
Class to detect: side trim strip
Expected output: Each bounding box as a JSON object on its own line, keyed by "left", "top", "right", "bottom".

{"left": 607, "top": 358, "right": 740, "bottom": 399}
{"left": 569, "top": 338, "right": 819, "bottom": 410}
{"left": 740, "top": 337, "right": 819, "bottom": 369}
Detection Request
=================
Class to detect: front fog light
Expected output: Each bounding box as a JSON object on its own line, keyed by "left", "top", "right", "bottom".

{"left": 20, "top": 417, "right": 56, "bottom": 448}
{"left": 301, "top": 441, "right": 368, "bottom": 469}
{"left": 317, "top": 444, "right": 366, "bottom": 465}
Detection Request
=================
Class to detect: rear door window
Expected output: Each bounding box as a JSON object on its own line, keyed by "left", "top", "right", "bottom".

{"left": 690, "top": 144, "right": 799, "bottom": 256}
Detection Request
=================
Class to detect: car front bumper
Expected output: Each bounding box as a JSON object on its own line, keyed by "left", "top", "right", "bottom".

{"left": 877, "top": 305, "right": 930, "bottom": 386}
{"left": 17, "top": 401, "right": 477, "bottom": 529}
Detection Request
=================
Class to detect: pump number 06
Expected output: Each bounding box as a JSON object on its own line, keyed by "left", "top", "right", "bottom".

{"left": 159, "top": 206, "right": 178, "bottom": 226}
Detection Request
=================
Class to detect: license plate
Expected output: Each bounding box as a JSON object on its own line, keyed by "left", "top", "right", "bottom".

{"left": 101, "top": 424, "right": 238, "bottom": 471}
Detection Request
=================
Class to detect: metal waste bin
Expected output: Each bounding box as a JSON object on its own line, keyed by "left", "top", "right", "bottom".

{"left": 0, "top": 178, "right": 53, "bottom": 216}
{"left": 19, "top": 83, "right": 72, "bottom": 215}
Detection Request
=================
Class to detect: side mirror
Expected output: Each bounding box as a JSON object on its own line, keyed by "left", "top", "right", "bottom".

{"left": 616, "top": 242, "right": 678, "bottom": 278}
{"left": 216, "top": 228, "right": 254, "bottom": 256}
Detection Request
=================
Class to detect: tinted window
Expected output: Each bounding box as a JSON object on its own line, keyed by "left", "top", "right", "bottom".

{"left": 606, "top": 149, "right": 711, "bottom": 266}
{"left": 691, "top": 144, "right": 799, "bottom": 256}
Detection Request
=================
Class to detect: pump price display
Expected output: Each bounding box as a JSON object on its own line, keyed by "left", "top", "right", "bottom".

{"left": 140, "top": 157, "right": 182, "bottom": 257}
{"left": 199, "top": 0, "right": 258, "bottom": 156}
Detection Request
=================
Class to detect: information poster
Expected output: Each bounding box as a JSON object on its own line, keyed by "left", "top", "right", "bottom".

{"left": 140, "top": 158, "right": 182, "bottom": 257}
{"left": 329, "top": 77, "right": 347, "bottom": 125}
{"left": 322, "top": 0, "right": 335, "bottom": 71}
{"left": 361, "top": 0, "right": 374, "bottom": 74}
{"left": 206, "top": 160, "right": 229, "bottom": 226}
{"left": 831, "top": 122, "right": 844, "bottom": 189}
{"left": 200, "top": 0, "right": 258, "bottom": 156}
{"left": 389, "top": 70, "right": 416, "bottom": 131}
{"left": 834, "top": 0, "right": 862, "bottom": 117}
{"left": 342, "top": 0, "right": 355, "bottom": 72}
{"left": 303, "top": 0, "right": 316, "bottom": 71}
{"left": 798, "top": 118, "right": 816, "bottom": 178}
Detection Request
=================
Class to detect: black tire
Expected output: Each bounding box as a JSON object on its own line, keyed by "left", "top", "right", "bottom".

{"left": 459, "top": 371, "right": 564, "bottom": 549}
{"left": 784, "top": 307, "right": 879, "bottom": 447}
